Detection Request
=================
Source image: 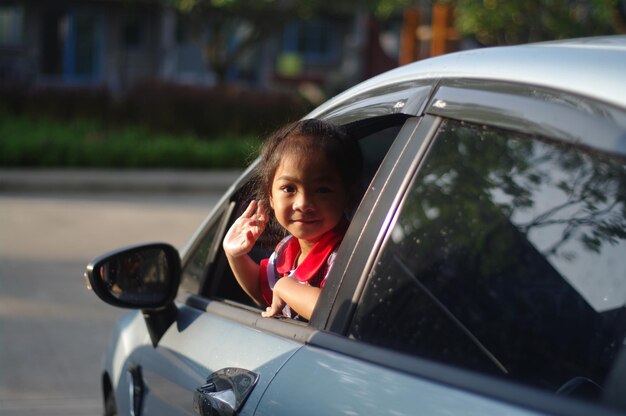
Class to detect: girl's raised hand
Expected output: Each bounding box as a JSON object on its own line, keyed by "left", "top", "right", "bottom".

{"left": 223, "top": 200, "right": 268, "bottom": 258}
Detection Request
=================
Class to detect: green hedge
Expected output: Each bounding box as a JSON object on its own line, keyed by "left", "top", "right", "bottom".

{"left": 0, "top": 113, "right": 259, "bottom": 169}
{"left": 0, "top": 81, "right": 314, "bottom": 168}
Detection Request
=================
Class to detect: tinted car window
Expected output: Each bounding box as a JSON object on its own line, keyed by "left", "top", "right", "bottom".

{"left": 180, "top": 209, "right": 227, "bottom": 294}
{"left": 350, "top": 119, "right": 626, "bottom": 401}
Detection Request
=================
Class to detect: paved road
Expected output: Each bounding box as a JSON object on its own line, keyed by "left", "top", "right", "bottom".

{"left": 0, "top": 189, "right": 224, "bottom": 415}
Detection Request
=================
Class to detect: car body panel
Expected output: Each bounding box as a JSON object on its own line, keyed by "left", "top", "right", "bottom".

{"left": 255, "top": 344, "right": 543, "bottom": 416}
{"left": 106, "top": 304, "right": 303, "bottom": 415}
{"left": 303, "top": 332, "right": 624, "bottom": 416}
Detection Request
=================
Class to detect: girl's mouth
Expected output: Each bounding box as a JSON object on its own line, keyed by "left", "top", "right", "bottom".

{"left": 292, "top": 218, "right": 320, "bottom": 224}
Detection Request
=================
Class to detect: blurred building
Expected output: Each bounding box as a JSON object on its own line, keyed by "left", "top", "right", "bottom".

{"left": 0, "top": 1, "right": 452, "bottom": 96}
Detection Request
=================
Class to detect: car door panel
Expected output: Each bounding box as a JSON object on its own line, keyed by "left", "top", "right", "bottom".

{"left": 119, "top": 304, "right": 302, "bottom": 415}
{"left": 255, "top": 344, "right": 542, "bottom": 416}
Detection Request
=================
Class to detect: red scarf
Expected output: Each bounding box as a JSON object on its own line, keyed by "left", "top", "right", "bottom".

{"left": 275, "top": 218, "right": 349, "bottom": 283}
{"left": 259, "top": 219, "right": 349, "bottom": 306}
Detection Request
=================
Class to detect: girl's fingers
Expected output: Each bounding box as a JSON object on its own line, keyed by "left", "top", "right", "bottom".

{"left": 261, "top": 306, "right": 277, "bottom": 318}
{"left": 242, "top": 200, "right": 256, "bottom": 218}
{"left": 256, "top": 200, "right": 269, "bottom": 224}
{"left": 225, "top": 199, "right": 266, "bottom": 256}
{"left": 256, "top": 200, "right": 265, "bottom": 214}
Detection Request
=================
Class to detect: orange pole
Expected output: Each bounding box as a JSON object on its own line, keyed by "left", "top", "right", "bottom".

{"left": 431, "top": 3, "right": 449, "bottom": 57}
{"left": 399, "top": 7, "right": 420, "bottom": 65}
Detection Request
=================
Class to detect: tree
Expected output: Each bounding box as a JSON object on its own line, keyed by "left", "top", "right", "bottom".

{"left": 358, "top": 0, "right": 626, "bottom": 50}
{"left": 164, "top": 0, "right": 626, "bottom": 85}
{"left": 451, "top": 0, "right": 625, "bottom": 45}
{"left": 162, "top": 0, "right": 422, "bottom": 85}
{"left": 163, "top": 0, "right": 369, "bottom": 85}
{"left": 162, "top": 0, "right": 291, "bottom": 85}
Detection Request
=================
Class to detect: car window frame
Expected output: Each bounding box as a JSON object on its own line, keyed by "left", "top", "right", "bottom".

{"left": 311, "top": 80, "right": 435, "bottom": 124}
{"left": 318, "top": 114, "right": 441, "bottom": 332}
{"left": 310, "top": 115, "right": 437, "bottom": 329}
{"left": 316, "top": 79, "right": 626, "bottom": 415}
{"left": 178, "top": 166, "right": 254, "bottom": 295}
{"left": 175, "top": 113, "right": 423, "bottom": 342}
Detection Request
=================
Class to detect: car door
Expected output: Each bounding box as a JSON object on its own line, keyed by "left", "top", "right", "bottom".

{"left": 119, "top": 96, "right": 429, "bottom": 414}
{"left": 255, "top": 80, "right": 626, "bottom": 415}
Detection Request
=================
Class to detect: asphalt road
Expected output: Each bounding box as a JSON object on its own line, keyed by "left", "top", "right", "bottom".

{"left": 0, "top": 190, "right": 223, "bottom": 415}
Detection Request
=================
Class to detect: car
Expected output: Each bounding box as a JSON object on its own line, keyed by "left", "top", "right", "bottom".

{"left": 85, "top": 36, "right": 626, "bottom": 416}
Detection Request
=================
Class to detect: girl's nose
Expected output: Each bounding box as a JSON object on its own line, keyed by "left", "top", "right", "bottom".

{"left": 294, "top": 191, "right": 314, "bottom": 211}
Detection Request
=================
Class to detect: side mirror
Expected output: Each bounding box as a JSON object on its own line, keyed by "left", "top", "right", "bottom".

{"left": 85, "top": 242, "right": 181, "bottom": 310}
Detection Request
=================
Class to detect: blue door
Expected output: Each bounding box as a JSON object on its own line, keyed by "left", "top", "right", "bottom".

{"left": 63, "top": 8, "right": 104, "bottom": 82}
{"left": 40, "top": 6, "right": 104, "bottom": 83}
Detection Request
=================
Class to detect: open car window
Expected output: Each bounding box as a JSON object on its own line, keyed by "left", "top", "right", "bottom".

{"left": 186, "top": 115, "right": 413, "bottom": 316}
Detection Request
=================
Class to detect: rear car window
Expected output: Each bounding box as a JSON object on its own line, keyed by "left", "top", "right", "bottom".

{"left": 349, "top": 119, "right": 626, "bottom": 402}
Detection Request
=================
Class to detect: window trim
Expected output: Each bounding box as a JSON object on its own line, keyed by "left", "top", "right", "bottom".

{"left": 427, "top": 79, "right": 626, "bottom": 158}
{"left": 309, "top": 114, "right": 419, "bottom": 330}
{"left": 320, "top": 115, "right": 442, "bottom": 333}
{"left": 313, "top": 81, "right": 435, "bottom": 125}
{"left": 183, "top": 293, "right": 316, "bottom": 343}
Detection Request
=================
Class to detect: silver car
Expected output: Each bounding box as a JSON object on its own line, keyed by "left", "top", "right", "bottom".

{"left": 86, "top": 36, "right": 626, "bottom": 416}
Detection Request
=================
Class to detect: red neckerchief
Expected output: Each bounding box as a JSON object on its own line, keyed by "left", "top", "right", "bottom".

{"left": 275, "top": 218, "right": 349, "bottom": 283}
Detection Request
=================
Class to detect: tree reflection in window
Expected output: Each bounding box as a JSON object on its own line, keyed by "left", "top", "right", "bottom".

{"left": 351, "top": 119, "right": 626, "bottom": 400}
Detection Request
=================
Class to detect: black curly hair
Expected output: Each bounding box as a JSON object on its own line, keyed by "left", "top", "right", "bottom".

{"left": 250, "top": 118, "right": 363, "bottom": 246}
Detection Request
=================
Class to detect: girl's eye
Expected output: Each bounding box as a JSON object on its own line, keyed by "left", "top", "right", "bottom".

{"left": 281, "top": 185, "right": 296, "bottom": 193}
{"left": 317, "top": 187, "right": 333, "bottom": 194}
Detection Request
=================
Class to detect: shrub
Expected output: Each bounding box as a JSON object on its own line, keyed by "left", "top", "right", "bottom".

{"left": 0, "top": 113, "right": 258, "bottom": 169}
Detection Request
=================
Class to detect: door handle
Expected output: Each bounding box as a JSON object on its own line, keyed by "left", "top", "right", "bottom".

{"left": 193, "top": 368, "right": 259, "bottom": 416}
{"left": 127, "top": 365, "right": 144, "bottom": 416}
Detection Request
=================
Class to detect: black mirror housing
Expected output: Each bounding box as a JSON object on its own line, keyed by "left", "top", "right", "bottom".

{"left": 85, "top": 242, "right": 181, "bottom": 310}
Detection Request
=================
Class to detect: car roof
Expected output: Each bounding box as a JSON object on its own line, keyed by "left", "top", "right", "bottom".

{"left": 311, "top": 36, "right": 626, "bottom": 116}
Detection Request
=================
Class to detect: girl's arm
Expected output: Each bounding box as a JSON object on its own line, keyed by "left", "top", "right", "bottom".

{"left": 223, "top": 200, "right": 268, "bottom": 306}
{"left": 262, "top": 276, "right": 321, "bottom": 321}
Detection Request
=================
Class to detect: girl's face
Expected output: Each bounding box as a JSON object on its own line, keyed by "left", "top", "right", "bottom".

{"left": 269, "top": 149, "right": 350, "bottom": 246}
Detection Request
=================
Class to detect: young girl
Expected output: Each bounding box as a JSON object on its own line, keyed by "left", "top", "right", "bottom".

{"left": 223, "top": 119, "right": 363, "bottom": 320}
